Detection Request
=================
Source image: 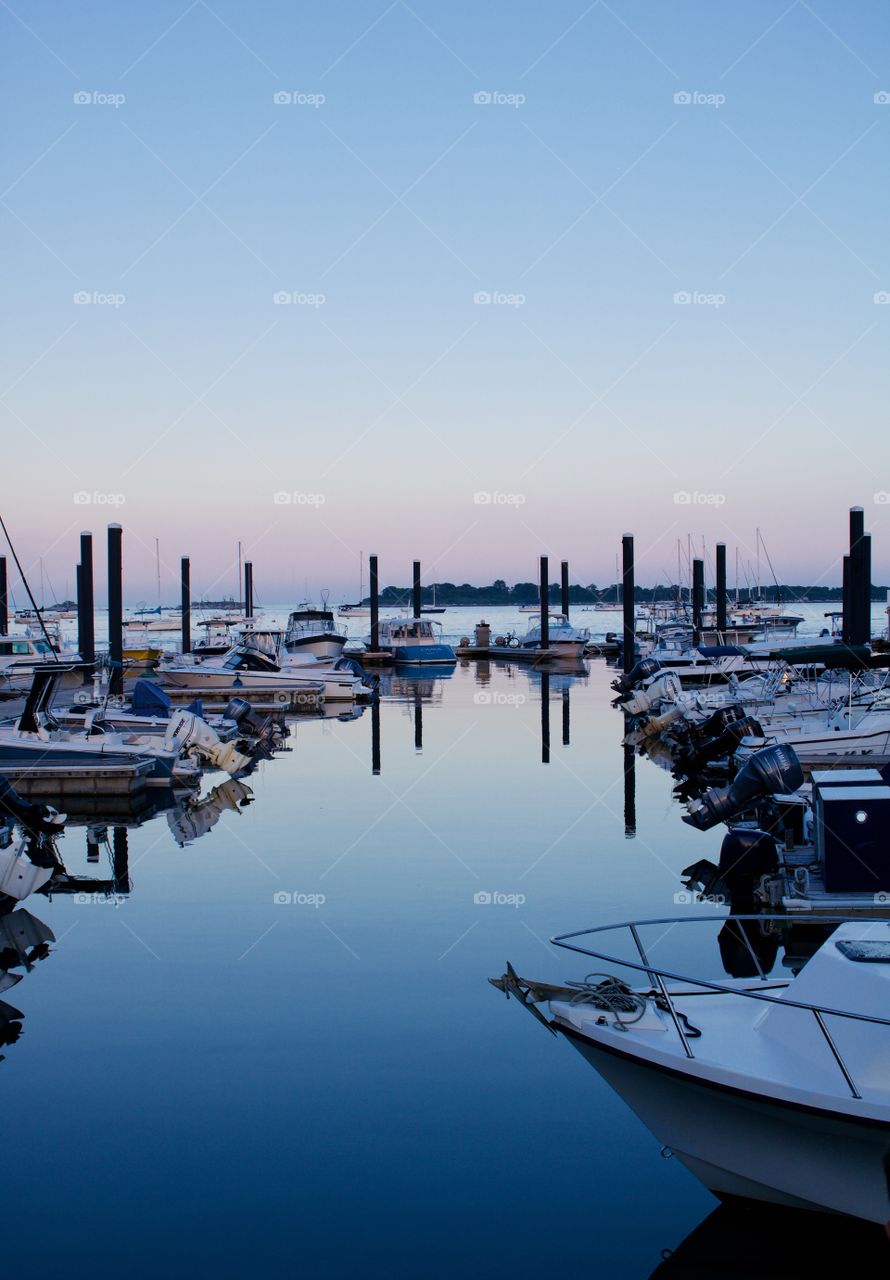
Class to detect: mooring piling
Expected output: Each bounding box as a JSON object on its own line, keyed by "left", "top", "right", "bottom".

{"left": 180, "top": 557, "right": 191, "bottom": 654}
{"left": 244, "top": 561, "right": 254, "bottom": 621}
{"left": 369, "top": 553, "right": 379, "bottom": 651}
{"left": 622, "top": 535, "right": 635, "bottom": 673}
{"left": 413, "top": 560, "right": 421, "bottom": 619}
{"left": 77, "top": 532, "right": 95, "bottom": 665}
{"left": 715, "top": 542, "right": 727, "bottom": 633}
{"left": 539, "top": 556, "right": 549, "bottom": 650}
{"left": 107, "top": 524, "right": 123, "bottom": 697}
{"left": 560, "top": 560, "right": 570, "bottom": 619}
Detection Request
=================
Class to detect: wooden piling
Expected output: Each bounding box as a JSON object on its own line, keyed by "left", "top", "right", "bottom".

{"left": 413, "top": 560, "right": 421, "bottom": 619}
{"left": 107, "top": 524, "right": 123, "bottom": 697}
{"left": 369, "top": 553, "right": 379, "bottom": 651}
{"left": 539, "top": 556, "right": 549, "bottom": 650}
{"left": 560, "top": 560, "right": 569, "bottom": 619}
{"left": 180, "top": 557, "right": 191, "bottom": 654}
{"left": 78, "top": 532, "right": 95, "bottom": 664}
{"left": 244, "top": 561, "right": 254, "bottom": 620}
{"left": 692, "top": 558, "right": 704, "bottom": 641}
{"left": 715, "top": 542, "right": 727, "bottom": 632}
{"left": 622, "top": 535, "right": 634, "bottom": 673}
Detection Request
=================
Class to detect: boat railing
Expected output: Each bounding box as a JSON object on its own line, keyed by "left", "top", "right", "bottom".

{"left": 552, "top": 914, "right": 890, "bottom": 1099}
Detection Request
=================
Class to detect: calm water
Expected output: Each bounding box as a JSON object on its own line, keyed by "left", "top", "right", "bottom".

{"left": 4, "top": 605, "right": 888, "bottom": 1276}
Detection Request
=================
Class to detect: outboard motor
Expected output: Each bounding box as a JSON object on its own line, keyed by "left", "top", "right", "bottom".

{"left": 717, "top": 829, "right": 780, "bottom": 903}
{"left": 620, "top": 671, "right": 682, "bottom": 716}
{"left": 611, "top": 657, "right": 661, "bottom": 696}
{"left": 688, "top": 704, "right": 747, "bottom": 745}
{"left": 0, "top": 776, "right": 65, "bottom": 834}
{"left": 683, "top": 716, "right": 765, "bottom": 771}
{"left": 164, "top": 711, "right": 252, "bottom": 776}
{"left": 717, "top": 915, "right": 781, "bottom": 979}
{"left": 683, "top": 744, "right": 804, "bottom": 831}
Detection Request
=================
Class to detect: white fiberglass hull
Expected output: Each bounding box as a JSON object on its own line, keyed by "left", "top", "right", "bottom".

{"left": 161, "top": 665, "right": 359, "bottom": 701}
{"left": 566, "top": 1031, "right": 890, "bottom": 1222}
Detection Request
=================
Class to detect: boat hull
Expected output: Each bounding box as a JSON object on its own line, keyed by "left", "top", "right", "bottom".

{"left": 387, "top": 644, "right": 456, "bottom": 665}
{"left": 565, "top": 1030, "right": 890, "bottom": 1224}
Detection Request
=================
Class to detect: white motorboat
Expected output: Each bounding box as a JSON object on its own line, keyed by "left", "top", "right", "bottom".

{"left": 493, "top": 915, "right": 890, "bottom": 1224}
{"left": 284, "top": 606, "right": 347, "bottom": 661}
{"left": 0, "top": 633, "right": 64, "bottom": 693}
{"left": 521, "top": 612, "right": 590, "bottom": 658}
{"left": 161, "top": 644, "right": 368, "bottom": 702}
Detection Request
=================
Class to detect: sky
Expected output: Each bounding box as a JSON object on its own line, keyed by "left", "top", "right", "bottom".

{"left": 2, "top": 0, "right": 889, "bottom": 605}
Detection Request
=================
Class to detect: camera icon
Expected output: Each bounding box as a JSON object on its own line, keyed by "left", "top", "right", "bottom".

{"left": 73, "top": 291, "right": 92, "bottom": 305}
{"left": 874, "top": 492, "right": 890, "bottom": 505}
{"left": 273, "top": 91, "right": 292, "bottom": 105}
{"left": 874, "top": 891, "right": 890, "bottom": 903}
{"left": 874, "top": 91, "right": 890, "bottom": 105}
{"left": 673, "top": 890, "right": 694, "bottom": 904}
{"left": 673, "top": 490, "right": 691, "bottom": 504}
{"left": 473, "top": 291, "right": 491, "bottom": 305}
{"left": 273, "top": 890, "right": 292, "bottom": 905}
{"left": 73, "top": 90, "right": 92, "bottom": 105}
{"left": 473, "top": 691, "right": 492, "bottom": 705}
{"left": 473, "top": 91, "right": 492, "bottom": 105}
{"left": 874, "top": 291, "right": 890, "bottom": 305}
{"left": 273, "top": 491, "right": 293, "bottom": 505}
{"left": 473, "top": 891, "right": 492, "bottom": 905}
{"left": 473, "top": 490, "right": 492, "bottom": 505}
{"left": 73, "top": 490, "right": 92, "bottom": 504}
{"left": 673, "top": 291, "right": 691, "bottom": 304}
{"left": 673, "top": 91, "right": 692, "bottom": 105}
{"left": 273, "top": 290, "right": 292, "bottom": 305}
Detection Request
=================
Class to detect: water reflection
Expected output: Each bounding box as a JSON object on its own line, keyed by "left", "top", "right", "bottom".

{"left": 0, "top": 906, "right": 53, "bottom": 1061}
{"left": 651, "top": 1201, "right": 887, "bottom": 1277}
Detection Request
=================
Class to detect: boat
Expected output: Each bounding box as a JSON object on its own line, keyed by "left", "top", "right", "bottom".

{"left": 284, "top": 604, "right": 347, "bottom": 661}
{"left": 492, "top": 914, "right": 890, "bottom": 1224}
{"left": 521, "top": 612, "right": 591, "bottom": 658}
{"left": 160, "top": 643, "right": 367, "bottom": 702}
{"left": 375, "top": 617, "right": 456, "bottom": 665}
{"left": 0, "top": 665, "right": 250, "bottom": 785}
{"left": 0, "top": 634, "right": 63, "bottom": 693}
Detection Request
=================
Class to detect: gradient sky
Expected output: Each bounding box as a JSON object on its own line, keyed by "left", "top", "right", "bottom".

{"left": 2, "top": 1, "right": 888, "bottom": 604}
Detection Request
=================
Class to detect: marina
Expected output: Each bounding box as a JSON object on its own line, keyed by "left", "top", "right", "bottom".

{"left": 5, "top": 2, "right": 890, "bottom": 1273}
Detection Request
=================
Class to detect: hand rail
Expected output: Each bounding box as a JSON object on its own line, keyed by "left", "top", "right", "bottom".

{"left": 552, "top": 914, "right": 890, "bottom": 1100}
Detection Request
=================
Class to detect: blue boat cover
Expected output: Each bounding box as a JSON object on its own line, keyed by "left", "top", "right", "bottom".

{"left": 131, "top": 679, "right": 171, "bottom": 716}
{"left": 695, "top": 644, "right": 745, "bottom": 657}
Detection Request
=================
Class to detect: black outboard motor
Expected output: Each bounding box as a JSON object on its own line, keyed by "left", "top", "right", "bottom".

{"left": 683, "top": 744, "right": 804, "bottom": 831}
{"left": 717, "top": 829, "right": 780, "bottom": 903}
{"left": 611, "top": 657, "right": 661, "bottom": 696}
{"left": 681, "top": 716, "right": 765, "bottom": 772}
{"left": 687, "top": 704, "right": 746, "bottom": 745}
{"left": 717, "top": 914, "right": 781, "bottom": 978}
{"left": 0, "top": 776, "right": 65, "bottom": 834}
